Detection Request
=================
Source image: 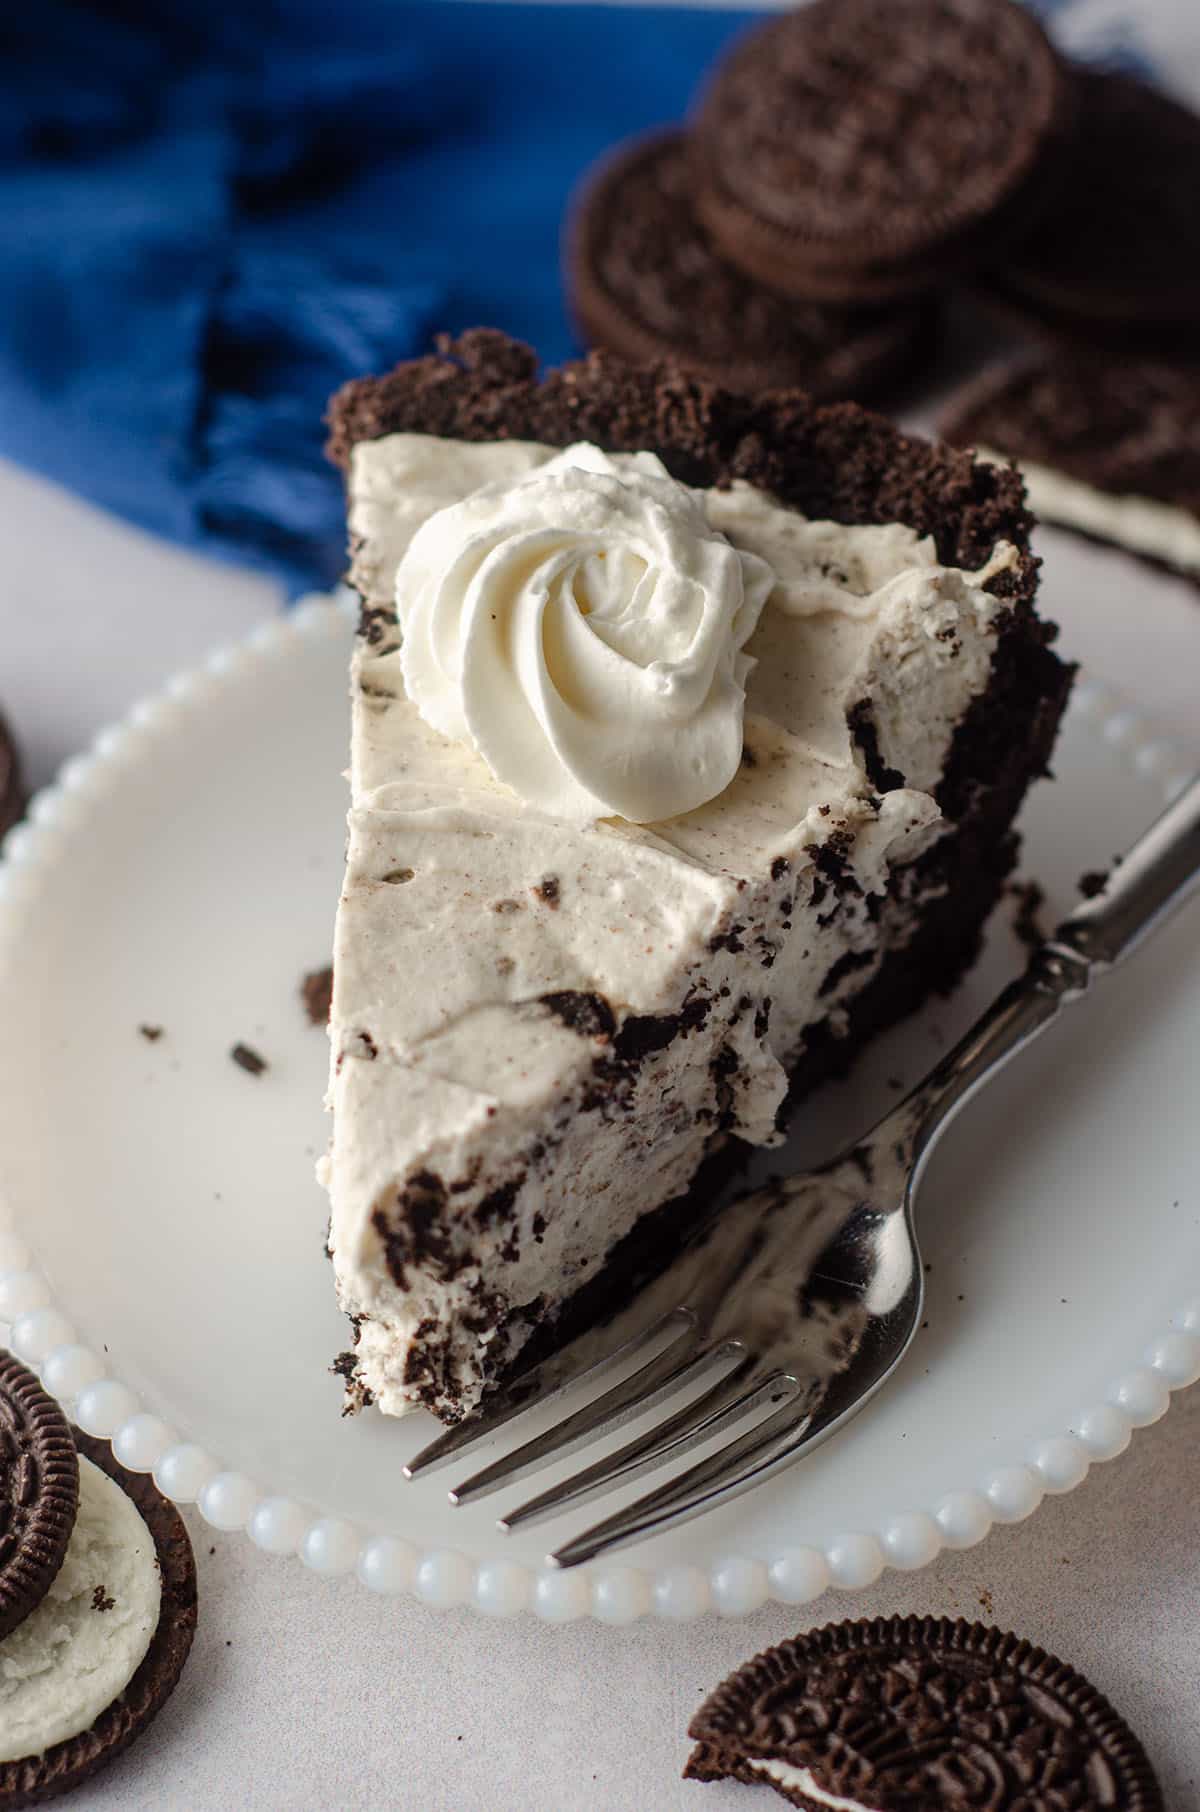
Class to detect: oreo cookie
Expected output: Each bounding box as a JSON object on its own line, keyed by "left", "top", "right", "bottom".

{"left": 987, "top": 72, "right": 1200, "bottom": 356}
{"left": 0, "top": 713, "right": 23, "bottom": 843}
{"left": 0, "top": 1354, "right": 78, "bottom": 1646}
{"left": 686, "top": 1615, "right": 1163, "bottom": 1810}
{"left": 0, "top": 1426, "right": 197, "bottom": 1808}
{"left": 567, "top": 131, "right": 934, "bottom": 401}
{"left": 940, "top": 355, "right": 1200, "bottom": 580}
{"left": 690, "top": 0, "right": 1074, "bottom": 304}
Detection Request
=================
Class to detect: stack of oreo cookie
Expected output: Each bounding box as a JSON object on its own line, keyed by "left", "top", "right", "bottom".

{"left": 566, "top": 0, "right": 1200, "bottom": 583}
{"left": 566, "top": 127, "right": 937, "bottom": 403}
{"left": 567, "top": 0, "right": 1074, "bottom": 404}
{"left": 0, "top": 1353, "right": 197, "bottom": 1806}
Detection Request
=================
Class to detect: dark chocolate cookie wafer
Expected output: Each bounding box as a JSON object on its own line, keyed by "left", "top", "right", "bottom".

{"left": 940, "top": 354, "right": 1200, "bottom": 579}
{"left": 0, "top": 714, "right": 23, "bottom": 842}
{"left": 0, "top": 1432, "right": 197, "bottom": 1808}
{"left": 988, "top": 71, "right": 1200, "bottom": 349}
{"left": 567, "top": 131, "right": 934, "bottom": 401}
{"left": 0, "top": 1355, "right": 78, "bottom": 1645}
{"left": 686, "top": 1615, "right": 1163, "bottom": 1810}
{"left": 691, "top": 0, "right": 1075, "bottom": 304}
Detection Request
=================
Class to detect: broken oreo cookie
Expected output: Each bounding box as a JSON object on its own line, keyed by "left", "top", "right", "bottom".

{"left": 686, "top": 1614, "right": 1163, "bottom": 1810}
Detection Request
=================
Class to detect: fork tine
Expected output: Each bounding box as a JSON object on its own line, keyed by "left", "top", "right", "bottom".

{"left": 447, "top": 1325, "right": 717, "bottom": 1506}
{"left": 498, "top": 1358, "right": 779, "bottom": 1533}
{"left": 548, "top": 1396, "right": 817, "bottom": 1570}
{"left": 404, "top": 1308, "right": 694, "bottom": 1482}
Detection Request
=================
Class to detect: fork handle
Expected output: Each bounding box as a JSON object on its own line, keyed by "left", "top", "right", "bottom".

{"left": 1050, "top": 770, "right": 1200, "bottom": 970}
{"left": 908, "top": 771, "right": 1200, "bottom": 1165}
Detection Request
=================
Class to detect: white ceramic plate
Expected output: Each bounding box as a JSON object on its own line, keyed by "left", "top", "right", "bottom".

{"left": 0, "top": 597, "right": 1197, "bottom": 1624}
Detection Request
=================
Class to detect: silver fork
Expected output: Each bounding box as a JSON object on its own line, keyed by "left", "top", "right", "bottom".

{"left": 406, "top": 773, "right": 1200, "bottom": 1568}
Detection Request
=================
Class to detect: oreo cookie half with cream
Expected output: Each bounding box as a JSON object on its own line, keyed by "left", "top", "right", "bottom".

{"left": 686, "top": 1614, "right": 1163, "bottom": 1810}
{"left": 940, "top": 355, "right": 1200, "bottom": 582}
{"left": 0, "top": 1355, "right": 78, "bottom": 1646}
{"left": 0, "top": 1357, "right": 197, "bottom": 1809}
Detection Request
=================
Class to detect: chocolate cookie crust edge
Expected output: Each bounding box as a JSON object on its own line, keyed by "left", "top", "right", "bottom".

{"left": 326, "top": 329, "right": 1042, "bottom": 588}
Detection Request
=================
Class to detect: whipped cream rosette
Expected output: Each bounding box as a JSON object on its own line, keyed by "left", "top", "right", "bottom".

{"left": 396, "top": 443, "right": 775, "bottom": 823}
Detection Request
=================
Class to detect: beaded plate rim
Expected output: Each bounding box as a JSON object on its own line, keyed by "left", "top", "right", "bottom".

{"left": 0, "top": 596, "right": 1196, "bottom": 1624}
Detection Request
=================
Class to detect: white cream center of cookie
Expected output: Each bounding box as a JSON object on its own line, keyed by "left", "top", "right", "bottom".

{"left": 395, "top": 441, "right": 775, "bottom": 824}
{"left": 0, "top": 1456, "right": 161, "bottom": 1763}
{"left": 750, "top": 1757, "right": 879, "bottom": 1809}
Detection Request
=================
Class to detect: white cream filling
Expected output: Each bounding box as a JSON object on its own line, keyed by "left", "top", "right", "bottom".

{"left": 749, "top": 1756, "right": 879, "bottom": 1809}
{"left": 975, "top": 446, "right": 1200, "bottom": 575}
{"left": 329, "top": 433, "right": 1014, "bottom": 1417}
{"left": 0, "top": 1457, "right": 160, "bottom": 1763}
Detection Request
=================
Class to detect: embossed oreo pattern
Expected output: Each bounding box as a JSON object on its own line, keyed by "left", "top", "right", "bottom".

{"left": 687, "top": 1615, "right": 1164, "bottom": 1809}
{"left": 568, "top": 131, "right": 931, "bottom": 399}
{"left": 690, "top": 0, "right": 1072, "bottom": 301}
{"left": 0, "top": 1352, "right": 78, "bottom": 1643}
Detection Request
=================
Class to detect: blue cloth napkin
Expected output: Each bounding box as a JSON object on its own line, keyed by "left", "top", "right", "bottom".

{"left": 0, "top": 1, "right": 763, "bottom": 594}
{"left": 0, "top": 0, "right": 1158, "bottom": 595}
